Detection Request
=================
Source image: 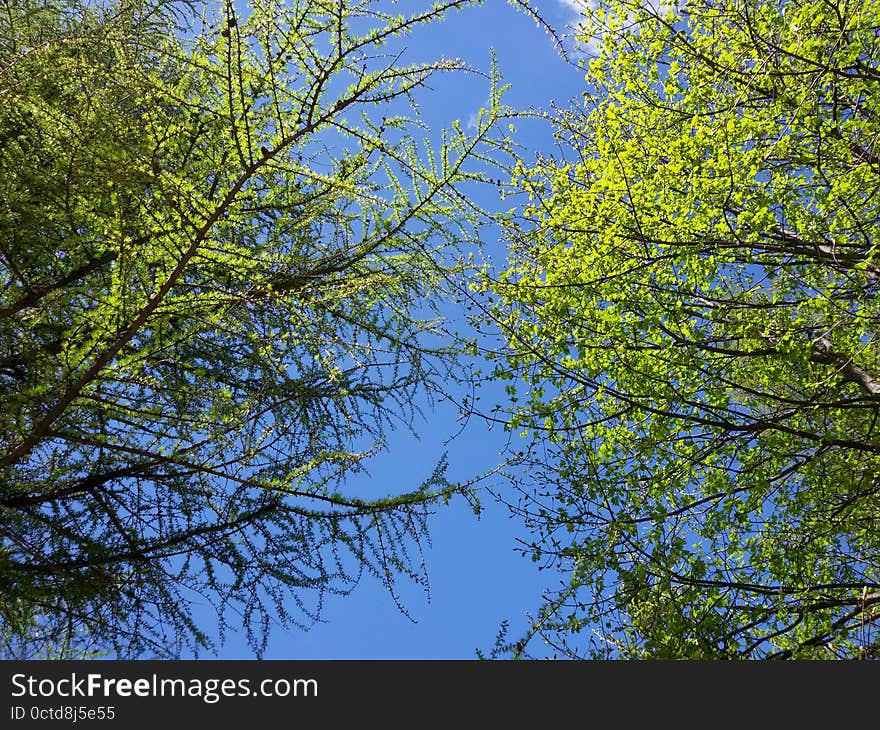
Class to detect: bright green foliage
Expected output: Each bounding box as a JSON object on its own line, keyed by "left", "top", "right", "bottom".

{"left": 490, "top": 0, "right": 880, "bottom": 658}
{"left": 0, "top": 0, "right": 509, "bottom": 657}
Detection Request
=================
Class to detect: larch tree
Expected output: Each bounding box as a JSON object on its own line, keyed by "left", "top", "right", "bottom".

{"left": 0, "top": 0, "right": 511, "bottom": 657}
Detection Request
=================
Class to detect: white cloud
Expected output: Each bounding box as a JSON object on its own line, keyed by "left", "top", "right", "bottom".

{"left": 545, "top": 0, "right": 680, "bottom": 58}
{"left": 557, "top": 0, "right": 594, "bottom": 11}
{"left": 545, "top": 0, "right": 601, "bottom": 57}
{"left": 556, "top": 0, "right": 673, "bottom": 12}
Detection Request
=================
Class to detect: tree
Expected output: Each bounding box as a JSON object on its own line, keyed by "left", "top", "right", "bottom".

{"left": 0, "top": 600, "right": 102, "bottom": 660}
{"left": 0, "top": 0, "right": 510, "bottom": 658}
{"left": 487, "top": 0, "right": 880, "bottom": 658}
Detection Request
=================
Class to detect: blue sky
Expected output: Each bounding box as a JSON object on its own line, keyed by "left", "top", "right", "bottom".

{"left": 202, "top": 0, "right": 590, "bottom": 660}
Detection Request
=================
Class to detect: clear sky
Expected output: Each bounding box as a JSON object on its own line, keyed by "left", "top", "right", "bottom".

{"left": 201, "top": 0, "right": 590, "bottom": 660}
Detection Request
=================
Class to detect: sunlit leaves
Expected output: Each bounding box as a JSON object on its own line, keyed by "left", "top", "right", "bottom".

{"left": 491, "top": 0, "right": 880, "bottom": 658}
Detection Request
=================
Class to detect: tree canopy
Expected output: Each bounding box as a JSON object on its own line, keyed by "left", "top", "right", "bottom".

{"left": 489, "top": 0, "right": 880, "bottom": 658}
{"left": 0, "top": 0, "right": 510, "bottom": 658}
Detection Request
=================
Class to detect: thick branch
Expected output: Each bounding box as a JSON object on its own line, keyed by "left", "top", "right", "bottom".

{"left": 811, "top": 337, "right": 880, "bottom": 396}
